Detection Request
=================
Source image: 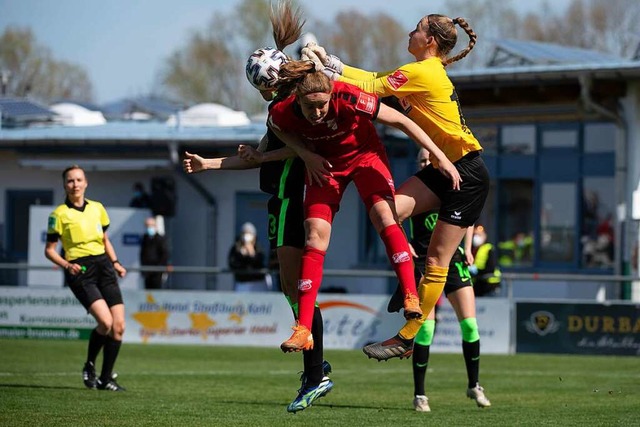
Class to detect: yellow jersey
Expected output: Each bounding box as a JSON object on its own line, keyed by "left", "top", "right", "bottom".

{"left": 339, "top": 57, "right": 482, "bottom": 166}
{"left": 47, "top": 199, "right": 110, "bottom": 260}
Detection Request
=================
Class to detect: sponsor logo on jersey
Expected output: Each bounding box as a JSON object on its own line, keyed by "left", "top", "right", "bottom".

{"left": 355, "top": 92, "right": 377, "bottom": 114}
{"left": 392, "top": 251, "right": 411, "bottom": 264}
{"left": 325, "top": 118, "right": 338, "bottom": 130}
{"left": 298, "top": 279, "right": 313, "bottom": 291}
{"left": 387, "top": 70, "right": 409, "bottom": 90}
{"left": 450, "top": 210, "right": 462, "bottom": 221}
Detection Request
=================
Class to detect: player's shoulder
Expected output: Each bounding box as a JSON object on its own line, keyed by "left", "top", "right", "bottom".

{"left": 86, "top": 199, "right": 106, "bottom": 211}
{"left": 269, "top": 94, "right": 294, "bottom": 114}
{"left": 51, "top": 203, "right": 68, "bottom": 216}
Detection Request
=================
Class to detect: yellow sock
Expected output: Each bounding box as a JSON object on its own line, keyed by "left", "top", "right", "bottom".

{"left": 398, "top": 265, "right": 448, "bottom": 340}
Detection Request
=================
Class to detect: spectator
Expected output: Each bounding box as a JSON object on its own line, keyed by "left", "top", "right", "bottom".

{"left": 228, "top": 222, "right": 268, "bottom": 292}
{"left": 470, "top": 225, "right": 502, "bottom": 297}
{"left": 140, "top": 217, "right": 170, "bottom": 290}
{"left": 129, "top": 182, "right": 151, "bottom": 209}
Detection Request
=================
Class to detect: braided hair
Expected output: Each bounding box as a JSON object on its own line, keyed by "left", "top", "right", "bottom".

{"left": 425, "top": 14, "right": 477, "bottom": 66}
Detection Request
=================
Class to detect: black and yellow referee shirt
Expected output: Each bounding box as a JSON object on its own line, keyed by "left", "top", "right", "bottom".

{"left": 47, "top": 199, "right": 110, "bottom": 261}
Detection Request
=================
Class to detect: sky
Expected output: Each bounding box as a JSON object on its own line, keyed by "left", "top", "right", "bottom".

{"left": 0, "top": 0, "right": 571, "bottom": 104}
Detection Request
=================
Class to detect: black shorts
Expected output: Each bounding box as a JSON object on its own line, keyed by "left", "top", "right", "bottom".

{"left": 415, "top": 248, "right": 472, "bottom": 296}
{"left": 65, "top": 254, "right": 123, "bottom": 311}
{"left": 415, "top": 151, "right": 489, "bottom": 227}
{"left": 267, "top": 195, "right": 305, "bottom": 250}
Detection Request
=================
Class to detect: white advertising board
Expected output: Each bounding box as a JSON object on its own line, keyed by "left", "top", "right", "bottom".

{"left": 0, "top": 287, "right": 512, "bottom": 353}
{"left": 431, "top": 297, "right": 511, "bottom": 354}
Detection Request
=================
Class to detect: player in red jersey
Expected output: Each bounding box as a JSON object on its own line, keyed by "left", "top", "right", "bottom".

{"left": 267, "top": 60, "right": 462, "bottom": 352}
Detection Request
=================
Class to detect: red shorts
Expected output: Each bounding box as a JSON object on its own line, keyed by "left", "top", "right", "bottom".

{"left": 304, "top": 150, "right": 395, "bottom": 223}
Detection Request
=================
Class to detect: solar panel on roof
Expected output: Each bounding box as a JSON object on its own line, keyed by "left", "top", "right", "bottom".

{"left": 0, "top": 98, "right": 54, "bottom": 118}
{"left": 490, "top": 39, "right": 624, "bottom": 67}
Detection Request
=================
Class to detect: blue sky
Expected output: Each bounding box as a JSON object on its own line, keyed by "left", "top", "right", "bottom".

{"left": 0, "top": 0, "right": 569, "bottom": 104}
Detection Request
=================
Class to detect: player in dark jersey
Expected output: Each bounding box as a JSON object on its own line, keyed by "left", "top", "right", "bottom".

{"left": 266, "top": 61, "right": 461, "bottom": 354}
{"left": 45, "top": 165, "right": 127, "bottom": 391}
{"left": 378, "top": 149, "right": 491, "bottom": 411}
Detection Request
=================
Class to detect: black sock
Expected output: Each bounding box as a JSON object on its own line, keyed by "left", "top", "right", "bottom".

{"left": 412, "top": 343, "right": 430, "bottom": 396}
{"left": 462, "top": 340, "right": 480, "bottom": 388}
{"left": 303, "top": 306, "right": 324, "bottom": 387}
{"left": 87, "top": 328, "right": 107, "bottom": 364}
{"left": 100, "top": 337, "right": 122, "bottom": 382}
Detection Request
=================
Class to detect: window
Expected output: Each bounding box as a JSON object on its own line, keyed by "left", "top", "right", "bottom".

{"left": 501, "top": 125, "right": 535, "bottom": 154}
{"left": 584, "top": 123, "right": 617, "bottom": 153}
{"left": 542, "top": 129, "right": 578, "bottom": 149}
{"left": 473, "top": 125, "right": 498, "bottom": 155}
{"left": 497, "top": 180, "right": 534, "bottom": 267}
{"left": 540, "top": 183, "right": 576, "bottom": 263}
{"left": 581, "top": 177, "right": 615, "bottom": 268}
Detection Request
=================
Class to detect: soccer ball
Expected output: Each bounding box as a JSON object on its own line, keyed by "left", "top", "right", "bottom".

{"left": 245, "top": 47, "right": 288, "bottom": 91}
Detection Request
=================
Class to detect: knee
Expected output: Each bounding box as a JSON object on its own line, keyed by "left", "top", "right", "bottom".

{"left": 96, "top": 318, "right": 113, "bottom": 335}
{"left": 111, "top": 319, "right": 126, "bottom": 340}
{"left": 460, "top": 317, "right": 479, "bottom": 342}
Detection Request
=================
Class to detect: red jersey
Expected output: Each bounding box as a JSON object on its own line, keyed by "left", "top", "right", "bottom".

{"left": 268, "top": 81, "right": 383, "bottom": 170}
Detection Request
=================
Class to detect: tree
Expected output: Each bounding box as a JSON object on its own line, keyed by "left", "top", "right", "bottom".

{"left": 311, "top": 10, "right": 410, "bottom": 71}
{"left": 159, "top": 13, "right": 246, "bottom": 109}
{"left": 0, "top": 27, "right": 94, "bottom": 102}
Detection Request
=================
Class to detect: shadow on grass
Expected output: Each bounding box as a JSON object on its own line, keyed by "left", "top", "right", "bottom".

{"left": 0, "top": 383, "right": 82, "bottom": 391}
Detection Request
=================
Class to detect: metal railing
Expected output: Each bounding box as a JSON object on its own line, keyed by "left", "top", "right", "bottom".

{"left": 1, "top": 262, "right": 638, "bottom": 301}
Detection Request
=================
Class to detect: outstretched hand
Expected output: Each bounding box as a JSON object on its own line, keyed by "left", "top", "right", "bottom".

{"left": 183, "top": 151, "right": 205, "bottom": 174}
{"left": 305, "top": 42, "right": 343, "bottom": 74}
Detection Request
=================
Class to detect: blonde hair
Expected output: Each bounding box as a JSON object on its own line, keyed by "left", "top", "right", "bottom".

{"left": 425, "top": 14, "right": 477, "bottom": 66}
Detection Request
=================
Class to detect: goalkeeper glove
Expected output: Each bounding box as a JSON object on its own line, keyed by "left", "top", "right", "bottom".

{"left": 305, "top": 43, "right": 343, "bottom": 74}
{"left": 301, "top": 47, "right": 340, "bottom": 80}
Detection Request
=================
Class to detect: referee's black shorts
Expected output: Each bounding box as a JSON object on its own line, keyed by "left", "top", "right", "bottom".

{"left": 415, "top": 151, "right": 489, "bottom": 227}
{"left": 65, "top": 253, "right": 123, "bottom": 311}
{"left": 267, "top": 195, "right": 305, "bottom": 250}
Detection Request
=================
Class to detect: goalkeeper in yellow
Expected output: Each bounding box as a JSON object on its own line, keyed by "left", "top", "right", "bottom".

{"left": 303, "top": 13, "right": 491, "bottom": 406}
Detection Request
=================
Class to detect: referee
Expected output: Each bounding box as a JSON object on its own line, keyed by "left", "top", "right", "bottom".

{"left": 44, "top": 165, "right": 127, "bottom": 391}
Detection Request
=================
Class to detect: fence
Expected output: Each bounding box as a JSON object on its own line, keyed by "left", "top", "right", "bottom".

{"left": 0, "top": 262, "right": 638, "bottom": 302}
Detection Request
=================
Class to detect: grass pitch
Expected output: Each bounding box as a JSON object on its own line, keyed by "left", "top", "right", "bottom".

{"left": 0, "top": 339, "right": 638, "bottom": 426}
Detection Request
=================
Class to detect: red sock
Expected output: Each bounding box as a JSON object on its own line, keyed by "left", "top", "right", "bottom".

{"left": 380, "top": 224, "right": 417, "bottom": 297}
{"left": 298, "top": 246, "right": 326, "bottom": 329}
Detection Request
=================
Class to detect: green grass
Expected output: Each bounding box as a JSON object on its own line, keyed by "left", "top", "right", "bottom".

{"left": 1, "top": 339, "right": 638, "bottom": 426}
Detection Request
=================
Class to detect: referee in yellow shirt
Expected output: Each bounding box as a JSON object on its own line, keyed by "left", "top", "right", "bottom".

{"left": 45, "top": 165, "right": 127, "bottom": 391}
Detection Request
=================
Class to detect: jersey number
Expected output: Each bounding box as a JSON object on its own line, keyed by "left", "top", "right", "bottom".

{"left": 450, "top": 89, "right": 471, "bottom": 135}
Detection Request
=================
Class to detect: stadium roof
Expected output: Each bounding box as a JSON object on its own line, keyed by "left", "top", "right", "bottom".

{"left": 449, "top": 60, "right": 640, "bottom": 84}
{"left": 487, "top": 39, "right": 624, "bottom": 67}
{"left": 0, "top": 120, "right": 266, "bottom": 146}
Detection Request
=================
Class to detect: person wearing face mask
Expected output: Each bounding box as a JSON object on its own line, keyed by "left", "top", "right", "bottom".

{"left": 469, "top": 225, "right": 501, "bottom": 297}
{"left": 140, "top": 217, "right": 170, "bottom": 290}
{"left": 228, "top": 222, "right": 268, "bottom": 292}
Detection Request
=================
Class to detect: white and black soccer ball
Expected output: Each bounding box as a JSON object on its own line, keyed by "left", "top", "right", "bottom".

{"left": 245, "top": 47, "right": 288, "bottom": 91}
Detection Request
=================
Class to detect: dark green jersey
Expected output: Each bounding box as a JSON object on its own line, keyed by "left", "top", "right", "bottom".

{"left": 259, "top": 101, "right": 305, "bottom": 199}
